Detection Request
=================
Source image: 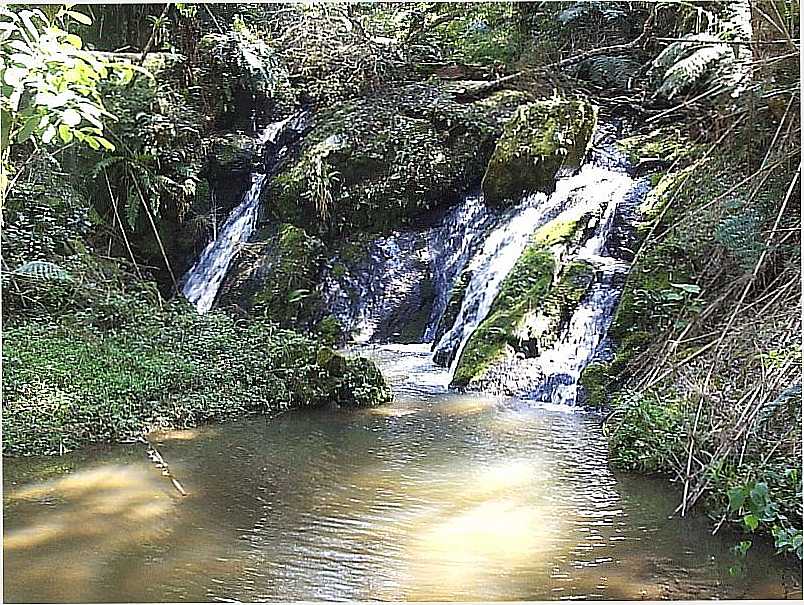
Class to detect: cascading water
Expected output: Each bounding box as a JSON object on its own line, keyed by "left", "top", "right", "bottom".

{"left": 423, "top": 194, "right": 496, "bottom": 341}
{"left": 324, "top": 125, "right": 650, "bottom": 406}
{"left": 182, "top": 174, "right": 267, "bottom": 313}
{"left": 525, "top": 177, "right": 651, "bottom": 405}
{"left": 182, "top": 114, "right": 306, "bottom": 313}
{"left": 431, "top": 159, "right": 649, "bottom": 401}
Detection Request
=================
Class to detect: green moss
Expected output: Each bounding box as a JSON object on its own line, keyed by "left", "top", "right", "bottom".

{"left": 482, "top": 98, "right": 597, "bottom": 206}
{"left": 579, "top": 362, "right": 610, "bottom": 407}
{"left": 617, "top": 126, "right": 697, "bottom": 166}
{"left": 266, "top": 83, "right": 534, "bottom": 237}
{"left": 249, "top": 224, "right": 325, "bottom": 326}
{"left": 452, "top": 248, "right": 555, "bottom": 387}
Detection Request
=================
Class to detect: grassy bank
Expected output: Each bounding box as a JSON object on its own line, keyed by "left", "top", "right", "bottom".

{"left": 2, "top": 304, "right": 391, "bottom": 457}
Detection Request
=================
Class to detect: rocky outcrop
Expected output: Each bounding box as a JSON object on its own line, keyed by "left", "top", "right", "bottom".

{"left": 451, "top": 208, "right": 598, "bottom": 388}
{"left": 265, "top": 83, "right": 534, "bottom": 237}
{"left": 481, "top": 99, "right": 597, "bottom": 206}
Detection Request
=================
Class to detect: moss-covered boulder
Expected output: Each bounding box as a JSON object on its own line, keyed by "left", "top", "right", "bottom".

{"left": 316, "top": 346, "right": 392, "bottom": 406}
{"left": 265, "top": 83, "right": 534, "bottom": 237}
{"left": 451, "top": 210, "right": 595, "bottom": 388}
{"left": 481, "top": 98, "right": 597, "bottom": 206}
{"left": 218, "top": 223, "right": 325, "bottom": 327}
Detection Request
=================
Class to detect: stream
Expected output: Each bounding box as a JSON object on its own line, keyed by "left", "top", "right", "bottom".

{"left": 4, "top": 123, "right": 802, "bottom": 602}
{"left": 3, "top": 344, "right": 802, "bottom": 601}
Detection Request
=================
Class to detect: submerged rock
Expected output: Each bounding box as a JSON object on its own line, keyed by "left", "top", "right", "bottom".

{"left": 481, "top": 98, "right": 597, "bottom": 206}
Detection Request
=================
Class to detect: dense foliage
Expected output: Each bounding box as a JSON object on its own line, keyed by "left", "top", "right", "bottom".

{"left": 3, "top": 305, "right": 390, "bottom": 456}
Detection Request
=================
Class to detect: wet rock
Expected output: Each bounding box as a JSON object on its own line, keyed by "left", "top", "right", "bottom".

{"left": 431, "top": 268, "right": 473, "bottom": 359}
{"left": 647, "top": 35, "right": 745, "bottom": 105}
{"left": 481, "top": 99, "right": 597, "bottom": 207}
{"left": 218, "top": 223, "right": 325, "bottom": 327}
{"left": 572, "top": 55, "right": 642, "bottom": 89}
{"left": 266, "top": 82, "right": 534, "bottom": 237}
{"left": 320, "top": 230, "right": 434, "bottom": 343}
{"left": 451, "top": 210, "right": 595, "bottom": 387}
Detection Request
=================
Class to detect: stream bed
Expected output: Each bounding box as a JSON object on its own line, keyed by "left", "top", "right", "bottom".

{"left": 3, "top": 344, "right": 802, "bottom": 602}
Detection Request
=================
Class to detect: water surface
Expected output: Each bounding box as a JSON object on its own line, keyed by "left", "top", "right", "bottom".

{"left": 3, "top": 345, "right": 801, "bottom": 601}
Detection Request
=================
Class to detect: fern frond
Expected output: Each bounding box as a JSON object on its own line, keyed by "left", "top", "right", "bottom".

{"left": 13, "top": 261, "right": 73, "bottom": 281}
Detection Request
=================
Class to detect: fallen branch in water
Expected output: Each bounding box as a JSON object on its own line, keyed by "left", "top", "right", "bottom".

{"left": 146, "top": 441, "right": 188, "bottom": 496}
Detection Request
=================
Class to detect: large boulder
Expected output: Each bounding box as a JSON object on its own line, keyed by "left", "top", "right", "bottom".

{"left": 481, "top": 98, "right": 597, "bottom": 206}
{"left": 265, "top": 83, "right": 533, "bottom": 237}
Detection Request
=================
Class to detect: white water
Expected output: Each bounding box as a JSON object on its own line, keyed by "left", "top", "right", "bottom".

{"left": 432, "top": 164, "right": 634, "bottom": 374}
{"left": 182, "top": 115, "right": 306, "bottom": 314}
{"left": 182, "top": 174, "right": 267, "bottom": 313}
{"left": 424, "top": 194, "right": 496, "bottom": 341}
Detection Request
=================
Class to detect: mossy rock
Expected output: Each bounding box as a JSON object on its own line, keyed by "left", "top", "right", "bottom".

{"left": 218, "top": 223, "right": 326, "bottom": 327}
{"left": 481, "top": 98, "right": 597, "bottom": 206}
{"left": 432, "top": 268, "right": 473, "bottom": 364}
{"left": 451, "top": 211, "right": 593, "bottom": 387}
{"left": 266, "top": 83, "right": 534, "bottom": 238}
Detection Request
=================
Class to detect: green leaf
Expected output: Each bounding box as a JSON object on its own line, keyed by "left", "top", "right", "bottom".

{"left": 63, "top": 33, "right": 82, "bottom": 48}
{"left": 95, "top": 136, "right": 115, "bottom": 151}
{"left": 750, "top": 481, "right": 769, "bottom": 507}
{"left": 0, "top": 109, "right": 11, "bottom": 152}
{"left": 16, "top": 113, "right": 38, "bottom": 143}
{"left": 728, "top": 487, "right": 746, "bottom": 512}
{"left": 41, "top": 124, "right": 56, "bottom": 144}
{"left": 743, "top": 513, "right": 759, "bottom": 531}
{"left": 58, "top": 123, "right": 73, "bottom": 143}
{"left": 670, "top": 282, "right": 702, "bottom": 295}
{"left": 19, "top": 11, "right": 41, "bottom": 41}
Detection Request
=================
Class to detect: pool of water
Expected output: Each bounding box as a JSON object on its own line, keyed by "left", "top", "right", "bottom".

{"left": 3, "top": 345, "right": 801, "bottom": 601}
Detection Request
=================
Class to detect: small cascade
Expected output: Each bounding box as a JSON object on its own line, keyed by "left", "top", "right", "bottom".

{"left": 182, "top": 113, "right": 307, "bottom": 313}
{"left": 322, "top": 193, "right": 497, "bottom": 343}
{"left": 424, "top": 194, "right": 496, "bottom": 341}
{"left": 431, "top": 164, "right": 635, "bottom": 372}
{"left": 182, "top": 174, "right": 267, "bottom": 313}
{"left": 432, "top": 191, "right": 554, "bottom": 371}
{"left": 526, "top": 177, "right": 650, "bottom": 405}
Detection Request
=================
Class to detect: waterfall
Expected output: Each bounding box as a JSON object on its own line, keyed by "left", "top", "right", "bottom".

{"left": 182, "top": 113, "right": 307, "bottom": 313}
{"left": 423, "top": 194, "right": 496, "bottom": 341}
{"left": 182, "top": 174, "right": 267, "bottom": 313}
{"left": 425, "top": 144, "right": 649, "bottom": 402}
{"left": 317, "top": 123, "right": 651, "bottom": 404}
{"left": 526, "top": 177, "right": 651, "bottom": 405}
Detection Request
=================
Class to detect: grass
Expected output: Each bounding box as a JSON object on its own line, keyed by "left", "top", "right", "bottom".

{"left": 2, "top": 304, "right": 391, "bottom": 456}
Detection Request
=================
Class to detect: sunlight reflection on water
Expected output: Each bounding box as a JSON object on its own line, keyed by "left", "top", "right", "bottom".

{"left": 3, "top": 345, "right": 802, "bottom": 602}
